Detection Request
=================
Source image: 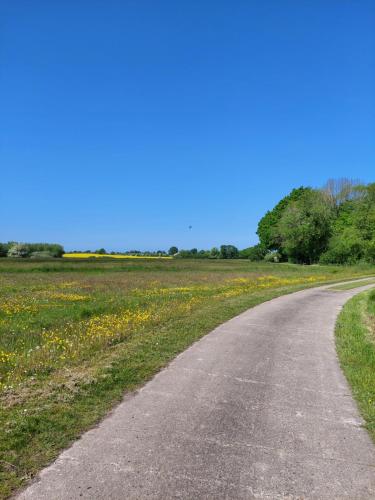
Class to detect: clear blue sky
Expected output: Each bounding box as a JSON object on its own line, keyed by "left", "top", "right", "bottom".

{"left": 1, "top": 1, "right": 374, "bottom": 251}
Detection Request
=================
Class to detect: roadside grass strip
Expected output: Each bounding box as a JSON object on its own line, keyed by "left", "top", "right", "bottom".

{"left": 335, "top": 289, "right": 375, "bottom": 442}
{"left": 328, "top": 278, "right": 375, "bottom": 291}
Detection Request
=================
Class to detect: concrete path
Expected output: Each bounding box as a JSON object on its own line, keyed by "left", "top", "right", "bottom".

{"left": 18, "top": 283, "right": 375, "bottom": 499}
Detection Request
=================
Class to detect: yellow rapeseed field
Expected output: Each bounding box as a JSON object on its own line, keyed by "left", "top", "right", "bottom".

{"left": 63, "top": 253, "right": 172, "bottom": 259}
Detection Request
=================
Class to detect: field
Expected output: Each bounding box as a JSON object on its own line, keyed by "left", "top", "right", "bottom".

{"left": 1, "top": 258, "right": 374, "bottom": 498}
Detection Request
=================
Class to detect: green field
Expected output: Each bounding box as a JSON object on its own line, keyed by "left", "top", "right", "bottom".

{"left": 1, "top": 258, "right": 374, "bottom": 498}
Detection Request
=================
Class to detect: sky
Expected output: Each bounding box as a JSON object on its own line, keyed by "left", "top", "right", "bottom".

{"left": 1, "top": 1, "right": 374, "bottom": 251}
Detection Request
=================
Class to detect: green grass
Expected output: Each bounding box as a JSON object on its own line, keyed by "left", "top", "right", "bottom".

{"left": 1, "top": 258, "right": 375, "bottom": 498}
{"left": 329, "top": 278, "right": 375, "bottom": 291}
{"left": 335, "top": 289, "right": 375, "bottom": 442}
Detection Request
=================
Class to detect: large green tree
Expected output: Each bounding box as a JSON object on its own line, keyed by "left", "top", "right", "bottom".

{"left": 257, "top": 187, "right": 311, "bottom": 253}
{"left": 320, "top": 183, "right": 375, "bottom": 264}
{"left": 276, "top": 190, "right": 335, "bottom": 264}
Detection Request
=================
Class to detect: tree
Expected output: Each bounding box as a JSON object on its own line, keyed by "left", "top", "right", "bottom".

{"left": 276, "top": 190, "right": 334, "bottom": 264}
{"left": 257, "top": 187, "right": 311, "bottom": 252}
{"left": 0, "top": 243, "right": 9, "bottom": 257}
{"left": 319, "top": 182, "right": 375, "bottom": 264}
{"left": 220, "top": 245, "right": 239, "bottom": 259}
{"left": 198, "top": 249, "right": 210, "bottom": 258}
{"left": 95, "top": 248, "right": 106, "bottom": 254}
{"left": 322, "top": 178, "right": 362, "bottom": 209}
{"left": 8, "top": 243, "right": 30, "bottom": 258}
{"left": 239, "top": 244, "right": 266, "bottom": 261}
{"left": 168, "top": 246, "right": 178, "bottom": 255}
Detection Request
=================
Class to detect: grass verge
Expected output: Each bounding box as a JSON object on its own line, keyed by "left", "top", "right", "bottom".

{"left": 335, "top": 289, "right": 375, "bottom": 442}
{"left": 329, "top": 279, "right": 375, "bottom": 291}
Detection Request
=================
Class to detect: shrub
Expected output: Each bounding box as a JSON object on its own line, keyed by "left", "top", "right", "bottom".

{"left": 30, "top": 251, "right": 54, "bottom": 259}
{"left": 26, "top": 243, "right": 64, "bottom": 258}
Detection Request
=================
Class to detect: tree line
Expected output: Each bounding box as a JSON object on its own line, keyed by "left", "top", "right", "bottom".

{"left": 253, "top": 179, "right": 375, "bottom": 264}
{"left": 2, "top": 178, "right": 373, "bottom": 265}
{"left": 173, "top": 245, "right": 240, "bottom": 259}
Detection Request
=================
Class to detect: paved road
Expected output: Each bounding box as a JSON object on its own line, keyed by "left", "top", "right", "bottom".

{"left": 18, "top": 283, "right": 375, "bottom": 499}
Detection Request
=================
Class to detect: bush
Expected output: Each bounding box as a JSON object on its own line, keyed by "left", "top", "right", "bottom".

{"left": 26, "top": 243, "right": 64, "bottom": 258}
{"left": 29, "top": 251, "right": 55, "bottom": 259}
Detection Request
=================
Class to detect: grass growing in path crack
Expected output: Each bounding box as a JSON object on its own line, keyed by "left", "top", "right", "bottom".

{"left": 335, "top": 289, "right": 375, "bottom": 442}
{"left": 1, "top": 258, "right": 375, "bottom": 498}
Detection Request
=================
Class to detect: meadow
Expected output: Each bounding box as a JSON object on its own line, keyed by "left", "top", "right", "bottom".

{"left": 1, "top": 257, "right": 375, "bottom": 498}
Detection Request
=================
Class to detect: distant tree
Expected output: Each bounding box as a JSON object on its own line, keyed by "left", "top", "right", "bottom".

{"left": 240, "top": 244, "right": 267, "bottom": 261}
{"left": 96, "top": 248, "right": 106, "bottom": 254}
{"left": 8, "top": 243, "right": 30, "bottom": 258}
{"left": 168, "top": 246, "right": 178, "bottom": 255}
{"left": 220, "top": 245, "right": 239, "bottom": 259}
{"left": 210, "top": 247, "right": 220, "bottom": 258}
{"left": 190, "top": 248, "right": 198, "bottom": 255}
{"left": 44, "top": 244, "right": 64, "bottom": 258}
{"left": 198, "top": 249, "right": 210, "bottom": 258}
{"left": 0, "top": 243, "right": 10, "bottom": 257}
